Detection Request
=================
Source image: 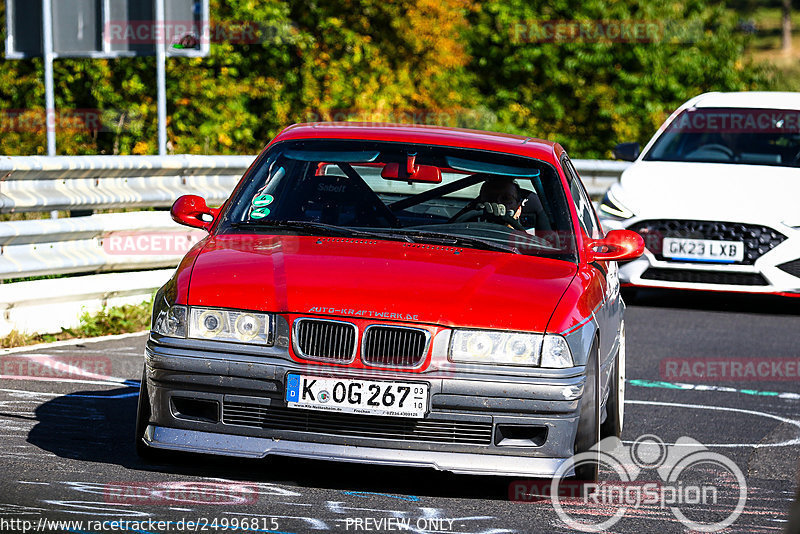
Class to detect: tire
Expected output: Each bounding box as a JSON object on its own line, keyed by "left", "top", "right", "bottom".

{"left": 135, "top": 366, "right": 159, "bottom": 460}
{"left": 573, "top": 338, "right": 601, "bottom": 482}
{"left": 601, "top": 323, "right": 626, "bottom": 439}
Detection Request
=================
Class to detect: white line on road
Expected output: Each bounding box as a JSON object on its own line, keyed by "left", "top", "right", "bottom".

{"left": 0, "top": 331, "right": 147, "bottom": 355}
{"left": 630, "top": 379, "right": 800, "bottom": 400}
{"left": 626, "top": 399, "right": 800, "bottom": 448}
{"left": 0, "top": 352, "right": 136, "bottom": 387}
{"left": 0, "top": 375, "right": 135, "bottom": 388}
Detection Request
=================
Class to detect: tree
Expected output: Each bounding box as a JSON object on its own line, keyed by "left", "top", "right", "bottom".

{"left": 0, "top": 0, "right": 777, "bottom": 158}
{"left": 782, "top": 0, "right": 793, "bottom": 54}
{"left": 465, "top": 0, "right": 774, "bottom": 158}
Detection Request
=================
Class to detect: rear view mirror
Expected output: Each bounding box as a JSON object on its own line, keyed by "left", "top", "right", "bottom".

{"left": 612, "top": 142, "right": 641, "bottom": 162}
{"left": 381, "top": 155, "right": 442, "bottom": 183}
{"left": 585, "top": 229, "right": 644, "bottom": 262}
{"left": 171, "top": 195, "right": 217, "bottom": 232}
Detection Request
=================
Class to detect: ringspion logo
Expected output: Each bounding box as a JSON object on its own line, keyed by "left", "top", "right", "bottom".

{"left": 551, "top": 435, "right": 747, "bottom": 532}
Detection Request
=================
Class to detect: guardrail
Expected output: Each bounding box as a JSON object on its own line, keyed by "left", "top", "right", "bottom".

{"left": 0, "top": 155, "right": 629, "bottom": 337}
{"left": 0, "top": 211, "right": 205, "bottom": 280}
{"left": 0, "top": 155, "right": 254, "bottom": 213}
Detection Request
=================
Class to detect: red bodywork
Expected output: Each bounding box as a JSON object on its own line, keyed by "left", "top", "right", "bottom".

{"left": 174, "top": 123, "right": 622, "bottom": 367}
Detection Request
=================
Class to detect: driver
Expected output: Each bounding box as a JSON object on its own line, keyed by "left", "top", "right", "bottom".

{"left": 475, "top": 177, "right": 526, "bottom": 230}
{"left": 478, "top": 178, "right": 523, "bottom": 221}
{"left": 451, "top": 176, "right": 551, "bottom": 233}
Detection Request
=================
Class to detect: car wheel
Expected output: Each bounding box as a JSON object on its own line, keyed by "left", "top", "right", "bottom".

{"left": 135, "top": 366, "right": 159, "bottom": 460}
{"left": 573, "top": 338, "right": 601, "bottom": 482}
{"left": 601, "top": 323, "right": 625, "bottom": 439}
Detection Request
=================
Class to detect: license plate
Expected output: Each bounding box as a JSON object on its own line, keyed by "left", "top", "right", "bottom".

{"left": 662, "top": 237, "right": 744, "bottom": 263}
{"left": 285, "top": 374, "right": 429, "bottom": 418}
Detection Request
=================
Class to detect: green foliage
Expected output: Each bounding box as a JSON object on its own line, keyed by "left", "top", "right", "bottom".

{"left": 466, "top": 0, "right": 776, "bottom": 158}
{"left": 0, "top": 0, "right": 778, "bottom": 158}
{"left": 67, "top": 301, "right": 153, "bottom": 337}
{"left": 0, "top": 329, "right": 59, "bottom": 348}
{"left": 0, "top": 299, "right": 153, "bottom": 348}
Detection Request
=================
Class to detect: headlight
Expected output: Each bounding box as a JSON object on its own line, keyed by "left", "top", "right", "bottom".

{"left": 188, "top": 307, "right": 272, "bottom": 345}
{"left": 152, "top": 303, "right": 187, "bottom": 338}
{"left": 450, "top": 330, "right": 574, "bottom": 368}
{"left": 450, "top": 330, "right": 542, "bottom": 366}
{"left": 152, "top": 300, "right": 272, "bottom": 345}
{"left": 599, "top": 188, "right": 634, "bottom": 220}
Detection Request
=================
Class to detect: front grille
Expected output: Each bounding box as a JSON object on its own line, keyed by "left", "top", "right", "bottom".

{"left": 629, "top": 220, "right": 786, "bottom": 265}
{"left": 294, "top": 319, "right": 357, "bottom": 362}
{"left": 362, "top": 326, "right": 429, "bottom": 367}
{"left": 778, "top": 259, "right": 800, "bottom": 278}
{"left": 641, "top": 268, "right": 769, "bottom": 286}
{"left": 222, "top": 402, "right": 493, "bottom": 445}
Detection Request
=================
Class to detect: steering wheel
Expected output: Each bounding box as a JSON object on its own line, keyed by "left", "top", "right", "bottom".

{"left": 686, "top": 144, "right": 734, "bottom": 159}
{"left": 450, "top": 203, "right": 527, "bottom": 232}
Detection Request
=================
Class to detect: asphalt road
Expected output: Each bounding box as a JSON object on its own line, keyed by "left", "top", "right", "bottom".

{"left": 1, "top": 289, "right": 798, "bottom": 534}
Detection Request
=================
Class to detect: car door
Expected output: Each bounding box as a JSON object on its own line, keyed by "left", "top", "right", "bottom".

{"left": 561, "top": 154, "right": 619, "bottom": 395}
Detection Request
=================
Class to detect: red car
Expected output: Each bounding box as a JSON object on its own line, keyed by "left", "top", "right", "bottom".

{"left": 136, "top": 123, "right": 643, "bottom": 480}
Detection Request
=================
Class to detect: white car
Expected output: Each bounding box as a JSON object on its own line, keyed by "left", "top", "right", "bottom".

{"left": 599, "top": 91, "right": 800, "bottom": 296}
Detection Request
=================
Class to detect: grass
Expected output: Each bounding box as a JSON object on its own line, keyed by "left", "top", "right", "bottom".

{"left": 0, "top": 299, "right": 153, "bottom": 348}
{"left": 0, "top": 274, "right": 66, "bottom": 285}
{"left": 740, "top": 6, "right": 800, "bottom": 91}
{"left": 0, "top": 207, "right": 160, "bottom": 222}
{"left": 745, "top": 7, "right": 800, "bottom": 55}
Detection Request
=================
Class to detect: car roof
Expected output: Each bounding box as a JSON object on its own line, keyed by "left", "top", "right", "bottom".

{"left": 270, "top": 122, "right": 561, "bottom": 162}
{"left": 690, "top": 91, "right": 800, "bottom": 111}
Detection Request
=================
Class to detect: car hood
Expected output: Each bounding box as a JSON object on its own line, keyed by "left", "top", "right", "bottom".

{"left": 618, "top": 161, "right": 800, "bottom": 225}
{"left": 185, "top": 234, "right": 577, "bottom": 332}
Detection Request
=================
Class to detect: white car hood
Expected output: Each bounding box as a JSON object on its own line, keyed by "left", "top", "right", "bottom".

{"left": 618, "top": 161, "right": 800, "bottom": 225}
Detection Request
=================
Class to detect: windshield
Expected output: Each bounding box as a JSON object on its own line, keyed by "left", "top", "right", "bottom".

{"left": 644, "top": 107, "right": 800, "bottom": 167}
{"left": 218, "top": 140, "right": 577, "bottom": 261}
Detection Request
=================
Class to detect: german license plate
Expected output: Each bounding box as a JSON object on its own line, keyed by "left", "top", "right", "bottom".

{"left": 662, "top": 237, "right": 744, "bottom": 263}
{"left": 285, "top": 374, "right": 428, "bottom": 418}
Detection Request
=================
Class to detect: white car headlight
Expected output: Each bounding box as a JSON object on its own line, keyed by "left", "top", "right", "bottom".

{"left": 450, "top": 330, "right": 542, "bottom": 366}
{"left": 449, "top": 330, "right": 575, "bottom": 367}
{"left": 188, "top": 307, "right": 273, "bottom": 345}
{"left": 599, "top": 188, "right": 635, "bottom": 220}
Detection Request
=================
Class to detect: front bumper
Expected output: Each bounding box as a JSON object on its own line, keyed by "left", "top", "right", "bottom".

{"left": 144, "top": 427, "right": 568, "bottom": 477}
{"left": 142, "top": 333, "right": 587, "bottom": 478}
{"left": 602, "top": 217, "right": 800, "bottom": 295}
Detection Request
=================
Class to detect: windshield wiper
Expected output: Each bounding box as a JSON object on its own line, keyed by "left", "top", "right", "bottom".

{"left": 231, "top": 220, "right": 412, "bottom": 243}
{"left": 395, "top": 230, "right": 520, "bottom": 254}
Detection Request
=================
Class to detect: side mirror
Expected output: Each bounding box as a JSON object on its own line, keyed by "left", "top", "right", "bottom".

{"left": 171, "top": 195, "right": 217, "bottom": 232}
{"left": 585, "top": 229, "right": 644, "bottom": 262}
{"left": 612, "top": 142, "right": 640, "bottom": 162}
